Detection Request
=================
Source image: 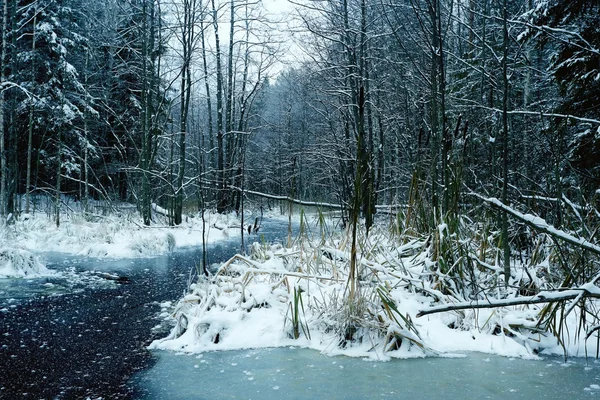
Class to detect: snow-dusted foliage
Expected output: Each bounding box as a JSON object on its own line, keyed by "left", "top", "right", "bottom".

{"left": 0, "top": 247, "right": 53, "bottom": 278}
{"left": 523, "top": 0, "right": 600, "bottom": 184}
{"left": 3, "top": 203, "right": 240, "bottom": 258}
{"left": 152, "top": 228, "right": 433, "bottom": 359}
{"left": 155, "top": 207, "right": 600, "bottom": 359}
{"left": 13, "top": 0, "right": 94, "bottom": 190}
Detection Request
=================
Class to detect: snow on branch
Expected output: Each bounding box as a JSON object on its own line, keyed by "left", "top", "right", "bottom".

{"left": 457, "top": 102, "right": 600, "bottom": 131}
{"left": 229, "top": 186, "right": 345, "bottom": 209}
{"left": 507, "top": 110, "right": 600, "bottom": 127}
{"left": 514, "top": 18, "right": 600, "bottom": 57}
{"left": 230, "top": 186, "right": 403, "bottom": 211}
{"left": 416, "top": 285, "right": 600, "bottom": 317}
{"left": 471, "top": 192, "right": 600, "bottom": 256}
{"left": 0, "top": 81, "right": 36, "bottom": 99}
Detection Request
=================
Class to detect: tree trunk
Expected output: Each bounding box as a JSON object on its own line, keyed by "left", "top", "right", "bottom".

{"left": 0, "top": 0, "right": 8, "bottom": 217}
{"left": 55, "top": 131, "right": 62, "bottom": 228}
{"left": 200, "top": 18, "right": 214, "bottom": 203}
{"left": 174, "top": 0, "right": 196, "bottom": 225}
{"left": 25, "top": 8, "right": 38, "bottom": 214}
{"left": 139, "top": 0, "right": 160, "bottom": 225}
{"left": 212, "top": 0, "right": 227, "bottom": 213}
{"left": 501, "top": 0, "right": 511, "bottom": 286}
{"left": 6, "top": 0, "right": 16, "bottom": 215}
{"left": 359, "top": 0, "right": 375, "bottom": 234}
{"left": 83, "top": 49, "right": 90, "bottom": 212}
{"left": 223, "top": 0, "right": 236, "bottom": 211}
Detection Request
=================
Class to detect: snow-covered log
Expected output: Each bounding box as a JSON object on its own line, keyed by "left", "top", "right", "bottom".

{"left": 417, "top": 282, "right": 600, "bottom": 317}
{"left": 151, "top": 202, "right": 172, "bottom": 218}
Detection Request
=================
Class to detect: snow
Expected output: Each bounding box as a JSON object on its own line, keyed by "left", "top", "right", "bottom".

{"left": 479, "top": 195, "right": 600, "bottom": 256}
{"left": 1, "top": 208, "right": 242, "bottom": 260}
{"left": 0, "top": 247, "right": 54, "bottom": 278}
{"left": 5, "top": 200, "right": 599, "bottom": 364}
{"left": 0, "top": 201, "right": 255, "bottom": 279}
{"left": 151, "top": 222, "right": 596, "bottom": 362}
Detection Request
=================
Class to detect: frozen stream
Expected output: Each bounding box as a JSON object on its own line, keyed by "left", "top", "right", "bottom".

{"left": 134, "top": 347, "right": 600, "bottom": 399}
{"left": 3, "top": 216, "right": 600, "bottom": 399}
{"left": 0, "top": 218, "right": 293, "bottom": 399}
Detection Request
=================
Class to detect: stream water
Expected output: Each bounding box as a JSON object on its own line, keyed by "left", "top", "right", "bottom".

{"left": 0, "top": 219, "right": 292, "bottom": 399}
{"left": 2, "top": 218, "right": 600, "bottom": 399}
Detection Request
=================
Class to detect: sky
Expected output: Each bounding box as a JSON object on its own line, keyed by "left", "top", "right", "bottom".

{"left": 259, "top": 0, "right": 307, "bottom": 76}
{"left": 262, "top": 0, "right": 297, "bottom": 16}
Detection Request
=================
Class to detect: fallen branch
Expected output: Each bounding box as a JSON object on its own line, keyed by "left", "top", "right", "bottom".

{"left": 229, "top": 186, "right": 344, "bottom": 209}
{"left": 417, "top": 285, "right": 600, "bottom": 317}
{"left": 229, "top": 186, "right": 405, "bottom": 211}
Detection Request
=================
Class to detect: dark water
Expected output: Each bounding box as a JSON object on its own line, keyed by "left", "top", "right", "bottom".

{"left": 0, "top": 219, "right": 292, "bottom": 399}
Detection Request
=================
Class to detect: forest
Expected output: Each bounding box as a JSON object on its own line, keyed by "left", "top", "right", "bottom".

{"left": 1, "top": 0, "right": 600, "bottom": 355}
{"left": 0, "top": 0, "right": 598, "bottom": 225}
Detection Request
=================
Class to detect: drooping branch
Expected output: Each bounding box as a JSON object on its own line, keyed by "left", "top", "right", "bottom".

{"left": 471, "top": 192, "right": 600, "bottom": 256}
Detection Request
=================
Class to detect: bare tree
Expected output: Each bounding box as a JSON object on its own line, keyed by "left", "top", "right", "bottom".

{"left": 173, "top": 0, "right": 203, "bottom": 225}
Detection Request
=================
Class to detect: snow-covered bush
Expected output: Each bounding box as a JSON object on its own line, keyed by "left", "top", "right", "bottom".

{"left": 155, "top": 204, "right": 600, "bottom": 360}
{"left": 153, "top": 221, "right": 436, "bottom": 358}
{"left": 128, "top": 232, "right": 177, "bottom": 254}
{"left": 0, "top": 247, "right": 53, "bottom": 278}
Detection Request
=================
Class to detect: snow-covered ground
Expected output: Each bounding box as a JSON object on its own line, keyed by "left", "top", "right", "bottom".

{"left": 0, "top": 202, "right": 270, "bottom": 278}
{"left": 0, "top": 247, "right": 55, "bottom": 278}
{"left": 151, "top": 221, "right": 600, "bottom": 361}
{"left": 10, "top": 211, "right": 241, "bottom": 257}
{"left": 4, "top": 198, "right": 597, "bottom": 362}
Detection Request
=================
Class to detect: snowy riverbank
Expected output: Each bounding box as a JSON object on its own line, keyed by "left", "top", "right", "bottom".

{"left": 151, "top": 219, "right": 599, "bottom": 361}
{"left": 0, "top": 205, "right": 276, "bottom": 278}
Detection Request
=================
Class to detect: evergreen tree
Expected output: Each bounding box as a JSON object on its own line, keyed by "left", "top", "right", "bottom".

{"left": 13, "top": 0, "right": 94, "bottom": 218}
{"left": 532, "top": 0, "right": 600, "bottom": 190}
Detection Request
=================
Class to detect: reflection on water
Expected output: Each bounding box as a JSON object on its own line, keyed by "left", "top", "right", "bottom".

{"left": 134, "top": 348, "right": 600, "bottom": 400}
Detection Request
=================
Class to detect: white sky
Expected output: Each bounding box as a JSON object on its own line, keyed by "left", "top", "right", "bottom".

{"left": 262, "top": 0, "right": 296, "bottom": 16}
{"left": 258, "top": 0, "right": 306, "bottom": 76}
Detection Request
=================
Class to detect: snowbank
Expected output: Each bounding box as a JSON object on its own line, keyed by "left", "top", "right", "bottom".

{"left": 1, "top": 210, "right": 244, "bottom": 259}
{"left": 0, "top": 247, "right": 54, "bottom": 278}
{"left": 152, "top": 221, "right": 600, "bottom": 361}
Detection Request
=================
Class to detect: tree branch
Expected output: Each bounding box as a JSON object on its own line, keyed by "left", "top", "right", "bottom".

{"left": 470, "top": 192, "right": 600, "bottom": 256}
{"left": 417, "top": 286, "right": 600, "bottom": 317}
